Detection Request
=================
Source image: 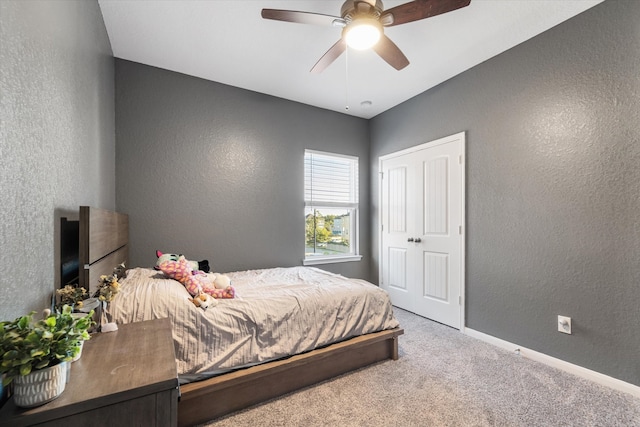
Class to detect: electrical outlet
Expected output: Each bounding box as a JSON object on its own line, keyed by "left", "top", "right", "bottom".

{"left": 558, "top": 315, "right": 572, "bottom": 334}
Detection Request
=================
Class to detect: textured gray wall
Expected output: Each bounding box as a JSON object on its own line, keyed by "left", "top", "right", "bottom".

{"left": 370, "top": 0, "right": 639, "bottom": 386}
{"left": 115, "top": 60, "right": 371, "bottom": 279}
{"left": 0, "top": 0, "right": 115, "bottom": 321}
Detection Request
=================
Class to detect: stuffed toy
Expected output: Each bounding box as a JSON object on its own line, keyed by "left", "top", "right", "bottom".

{"left": 158, "top": 256, "right": 235, "bottom": 300}
{"left": 189, "top": 293, "right": 217, "bottom": 310}
{"left": 210, "top": 272, "right": 232, "bottom": 290}
{"left": 155, "top": 250, "right": 210, "bottom": 273}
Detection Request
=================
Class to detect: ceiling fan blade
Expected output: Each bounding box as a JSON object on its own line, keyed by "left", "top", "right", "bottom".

{"left": 380, "top": 0, "right": 471, "bottom": 27}
{"left": 372, "top": 34, "right": 410, "bottom": 70}
{"left": 310, "top": 39, "right": 347, "bottom": 73}
{"left": 261, "top": 9, "right": 345, "bottom": 27}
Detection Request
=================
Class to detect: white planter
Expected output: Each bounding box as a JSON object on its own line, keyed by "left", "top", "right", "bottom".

{"left": 13, "top": 361, "right": 68, "bottom": 408}
{"left": 72, "top": 340, "right": 84, "bottom": 362}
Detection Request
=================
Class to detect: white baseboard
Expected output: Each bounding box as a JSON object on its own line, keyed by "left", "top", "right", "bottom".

{"left": 464, "top": 328, "right": 640, "bottom": 399}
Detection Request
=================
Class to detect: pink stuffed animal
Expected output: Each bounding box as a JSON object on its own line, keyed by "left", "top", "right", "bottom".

{"left": 158, "top": 256, "right": 235, "bottom": 299}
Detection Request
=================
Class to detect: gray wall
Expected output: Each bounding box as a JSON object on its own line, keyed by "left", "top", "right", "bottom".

{"left": 0, "top": 0, "right": 115, "bottom": 321}
{"left": 370, "top": 0, "right": 639, "bottom": 386}
{"left": 115, "top": 60, "right": 371, "bottom": 279}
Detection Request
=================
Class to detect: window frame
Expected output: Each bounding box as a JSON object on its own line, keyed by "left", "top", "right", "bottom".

{"left": 303, "top": 150, "right": 362, "bottom": 265}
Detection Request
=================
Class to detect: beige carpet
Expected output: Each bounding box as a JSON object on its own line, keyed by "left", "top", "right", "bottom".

{"left": 202, "top": 308, "right": 640, "bottom": 426}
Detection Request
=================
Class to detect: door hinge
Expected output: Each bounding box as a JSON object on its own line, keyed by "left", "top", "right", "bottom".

{"left": 381, "top": 224, "right": 384, "bottom": 232}
{"left": 379, "top": 171, "right": 384, "bottom": 179}
{"left": 459, "top": 225, "right": 462, "bottom": 235}
{"left": 459, "top": 154, "right": 463, "bottom": 164}
{"left": 459, "top": 296, "right": 462, "bottom": 305}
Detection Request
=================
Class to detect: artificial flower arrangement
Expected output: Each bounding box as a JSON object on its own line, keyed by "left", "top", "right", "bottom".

{"left": 96, "top": 274, "right": 120, "bottom": 303}
{"left": 94, "top": 263, "right": 126, "bottom": 332}
{"left": 95, "top": 262, "right": 126, "bottom": 302}
{"left": 56, "top": 285, "right": 88, "bottom": 311}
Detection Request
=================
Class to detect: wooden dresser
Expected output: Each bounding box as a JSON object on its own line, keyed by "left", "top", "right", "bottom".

{"left": 0, "top": 318, "right": 179, "bottom": 426}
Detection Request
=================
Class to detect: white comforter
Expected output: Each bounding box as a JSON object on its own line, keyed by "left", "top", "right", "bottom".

{"left": 106, "top": 266, "right": 399, "bottom": 383}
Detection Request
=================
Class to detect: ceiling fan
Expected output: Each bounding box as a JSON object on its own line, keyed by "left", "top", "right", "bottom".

{"left": 261, "top": 0, "right": 471, "bottom": 73}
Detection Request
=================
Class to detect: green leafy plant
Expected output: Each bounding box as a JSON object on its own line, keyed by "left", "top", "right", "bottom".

{"left": 0, "top": 305, "right": 94, "bottom": 386}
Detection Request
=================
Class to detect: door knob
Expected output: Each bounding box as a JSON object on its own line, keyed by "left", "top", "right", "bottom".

{"left": 407, "top": 238, "right": 414, "bottom": 242}
{"left": 414, "top": 238, "right": 422, "bottom": 243}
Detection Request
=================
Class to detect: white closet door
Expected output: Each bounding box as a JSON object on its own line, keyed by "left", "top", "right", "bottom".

{"left": 380, "top": 133, "right": 465, "bottom": 329}
{"left": 380, "top": 154, "right": 416, "bottom": 311}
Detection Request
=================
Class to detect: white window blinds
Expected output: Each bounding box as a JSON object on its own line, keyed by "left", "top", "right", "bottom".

{"left": 304, "top": 150, "right": 359, "bottom": 206}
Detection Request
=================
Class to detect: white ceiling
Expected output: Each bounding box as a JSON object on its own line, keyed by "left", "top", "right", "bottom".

{"left": 98, "top": 0, "right": 603, "bottom": 119}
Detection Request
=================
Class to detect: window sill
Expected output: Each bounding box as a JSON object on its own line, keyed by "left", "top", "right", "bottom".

{"left": 303, "top": 255, "right": 362, "bottom": 266}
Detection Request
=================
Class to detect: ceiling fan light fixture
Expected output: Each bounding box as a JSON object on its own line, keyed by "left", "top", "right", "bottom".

{"left": 344, "top": 18, "right": 382, "bottom": 50}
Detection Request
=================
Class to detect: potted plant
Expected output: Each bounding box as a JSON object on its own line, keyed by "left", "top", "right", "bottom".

{"left": 0, "top": 305, "right": 94, "bottom": 408}
{"left": 56, "top": 285, "right": 89, "bottom": 312}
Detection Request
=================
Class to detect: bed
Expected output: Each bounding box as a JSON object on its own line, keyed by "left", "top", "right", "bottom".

{"left": 69, "top": 206, "right": 403, "bottom": 426}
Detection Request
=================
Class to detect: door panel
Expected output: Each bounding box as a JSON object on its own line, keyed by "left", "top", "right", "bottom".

{"left": 388, "top": 247, "right": 408, "bottom": 290}
{"left": 381, "top": 159, "right": 415, "bottom": 310}
{"left": 388, "top": 167, "right": 407, "bottom": 233}
{"left": 415, "top": 141, "right": 462, "bottom": 328}
{"left": 423, "top": 157, "right": 449, "bottom": 236}
{"left": 422, "top": 251, "right": 448, "bottom": 301}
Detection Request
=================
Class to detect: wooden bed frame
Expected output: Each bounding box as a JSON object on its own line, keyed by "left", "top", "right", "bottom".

{"left": 76, "top": 206, "right": 404, "bottom": 426}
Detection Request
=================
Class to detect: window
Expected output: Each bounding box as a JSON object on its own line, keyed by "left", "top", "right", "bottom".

{"left": 304, "top": 150, "right": 361, "bottom": 264}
